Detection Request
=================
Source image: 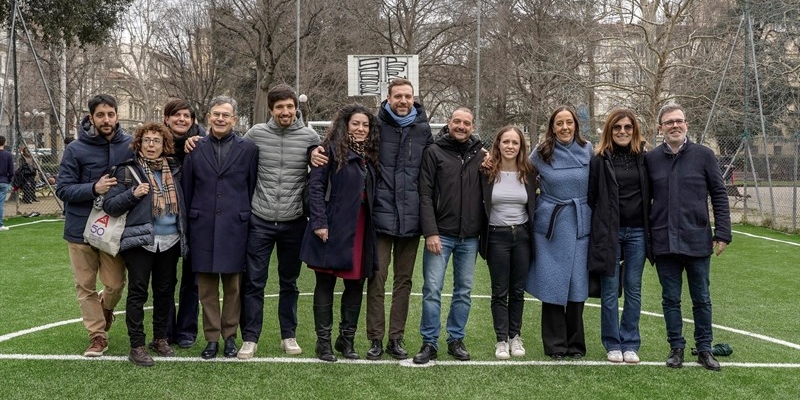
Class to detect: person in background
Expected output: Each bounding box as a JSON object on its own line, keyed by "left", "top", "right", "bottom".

{"left": 480, "top": 126, "right": 536, "bottom": 360}
{"left": 103, "top": 122, "right": 187, "bottom": 367}
{"left": 17, "top": 147, "right": 38, "bottom": 203}
{"left": 300, "top": 104, "right": 380, "bottom": 362}
{"left": 588, "top": 108, "right": 651, "bottom": 364}
{"left": 526, "top": 105, "right": 593, "bottom": 360}
{"left": 56, "top": 94, "right": 132, "bottom": 357}
{"left": 645, "top": 103, "right": 731, "bottom": 371}
{"left": 182, "top": 96, "right": 258, "bottom": 360}
{"left": 0, "top": 136, "right": 13, "bottom": 231}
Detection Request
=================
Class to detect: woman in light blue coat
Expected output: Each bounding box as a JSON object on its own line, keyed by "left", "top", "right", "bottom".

{"left": 526, "top": 105, "right": 592, "bottom": 360}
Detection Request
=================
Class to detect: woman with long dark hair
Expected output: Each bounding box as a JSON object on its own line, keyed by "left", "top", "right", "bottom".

{"left": 526, "top": 105, "right": 593, "bottom": 360}
{"left": 300, "top": 104, "right": 380, "bottom": 362}
{"left": 480, "top": 126, "right": 537, "bottom": 359}
{"left": 588, "top": 108, "right": 651, "bottom": 364}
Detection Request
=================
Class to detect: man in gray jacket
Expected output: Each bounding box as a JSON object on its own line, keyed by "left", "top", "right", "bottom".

{"left": 238, "top": 84, "right": 320, "bottom": 359}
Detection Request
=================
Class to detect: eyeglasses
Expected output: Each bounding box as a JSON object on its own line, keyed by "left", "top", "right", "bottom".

{"left": 210, "top": 111, "right": 235, "bottom": 120}
{"left": 660, "top": 119, "right": 686, "bottom": 127}
{"left": 142, "top": 138, "right": 163, "bottom": 145}
{"left": 612, "top": 124, "right": 633, "bottom": 134}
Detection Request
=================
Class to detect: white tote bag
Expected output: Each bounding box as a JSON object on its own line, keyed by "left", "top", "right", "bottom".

{"left": 83, "top": 166, "right": 142, "bottom": 256}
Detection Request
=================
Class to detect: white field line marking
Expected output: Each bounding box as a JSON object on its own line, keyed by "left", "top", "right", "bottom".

{"left": 2, "top": 294, "right": 799, "bottom": 353}
{"left": 0, "top": 353, "right": 798, "bottom": 368}
{"left": 3, "top": 219, "right": 63, "bottom": 229}
{"left": 732, "top": 229, "right": 800, "bottom": 247}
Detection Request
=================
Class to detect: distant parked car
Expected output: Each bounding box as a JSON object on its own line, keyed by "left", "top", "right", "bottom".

{"left": 32, "top": 148, "right": 52, "bottom": 156}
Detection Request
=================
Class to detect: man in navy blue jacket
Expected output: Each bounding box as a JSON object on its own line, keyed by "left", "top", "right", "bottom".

{"left": 0, "top": 135, "right": 13, "bottom": 231}
{"left": 56, "top": 94, "right": 133, "bottom": 357}
{"left": 645, "top": 103, "right": 731, "bottom": 371}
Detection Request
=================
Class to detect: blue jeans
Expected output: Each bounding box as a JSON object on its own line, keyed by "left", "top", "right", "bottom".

{"left": 0, "top": 182, "right": 8, "bottom": 226}
{"left": 600, "top": 227, "right": 645, "bottom": 352}
{"left": 420, "top": 235, "right": 478, "bottom": 347}
{"left": 655, "top": 254, "right": 713, "bottom": 352}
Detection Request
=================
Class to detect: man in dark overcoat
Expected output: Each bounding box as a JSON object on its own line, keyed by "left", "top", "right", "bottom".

{"left": 182, "top": 95, "right": 258, "bottom": 359}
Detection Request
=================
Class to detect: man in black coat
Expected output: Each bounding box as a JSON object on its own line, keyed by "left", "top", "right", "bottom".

{"left": 645, "top": 103, "right": 731, "bottom": 372}
{"left": 413, "top": 107, "right": 484, "bottom": 364}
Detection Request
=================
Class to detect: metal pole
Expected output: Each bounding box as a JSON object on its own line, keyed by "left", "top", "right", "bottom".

{"left": 295, "top": 0, "right": 300, "bottom": 93}
{"left": 474, "top": 0, "right": 481, "bottom": 134}
{"left": 0, "top": 0, "right": 18, "bottom": 134}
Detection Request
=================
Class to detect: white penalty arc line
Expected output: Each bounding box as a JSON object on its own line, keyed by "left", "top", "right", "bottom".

{"left": 731, "top": 229, "right": 800, "bottom": 247}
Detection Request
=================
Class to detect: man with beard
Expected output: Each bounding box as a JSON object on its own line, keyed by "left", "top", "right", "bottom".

{"left": 413, "top": 108, "right": 484, "bottom": 364}
{"left": 56, "top": 94, "right": 132, "bottom": 356}
{"left": 645, "top": 103, "right": 731, "bottom": 371}
{"left": 237, "top": 84, "right": 320, "bottom": 359}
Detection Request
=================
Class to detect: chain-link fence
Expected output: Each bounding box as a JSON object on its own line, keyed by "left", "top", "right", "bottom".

{"left": 712, "top": 135, "right": 800, "bottom": 233}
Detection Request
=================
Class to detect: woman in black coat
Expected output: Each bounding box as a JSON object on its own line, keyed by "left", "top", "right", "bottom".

{"left": 300, "top": 104, "right": 380, "bottom": 362}
{"left": 103, "top": 122, "right": 187, "bottom": 367}
{"left": 587, "top": 108, "right": 652, "bottom": 364}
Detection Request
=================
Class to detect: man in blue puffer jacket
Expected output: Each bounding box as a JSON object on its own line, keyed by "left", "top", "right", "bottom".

{"left": 56, "top": 94, "right": 133, "bottom": 357}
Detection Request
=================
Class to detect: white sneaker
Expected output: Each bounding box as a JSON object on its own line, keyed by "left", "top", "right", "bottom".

{"left": 0, "top": 226, "right": 9, "bottom": 231}
{"left": 237, "top": 341, "right": 257, "bottom": 360}
{"left": 281, "top": 338, "right": 302, "bottom": 355}
{"left": 623, "top": 350, "right": 640, "bottom": 364}
{"left": 495, "top": 341, "right": 510, "bottom": 360}
{"left": 509, "top": 335, "right": 526, "bottom": 357}
{"left": 607, "top": 350, "right": 624, "bottom": 363}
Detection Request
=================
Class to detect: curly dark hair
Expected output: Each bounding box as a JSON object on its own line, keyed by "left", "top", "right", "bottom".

{"left": 131, "top": 122, "right": 175, "bottom": 156}
{"left": 322, "top": 104, "right": 380, "bottom": 172}
{"left": 536, "top": 105, "right": 587, "bottom": 165}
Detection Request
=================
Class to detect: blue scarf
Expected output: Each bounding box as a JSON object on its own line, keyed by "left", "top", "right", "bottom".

{"left": 383, "top": 102, "right": 418, "bottom": 127}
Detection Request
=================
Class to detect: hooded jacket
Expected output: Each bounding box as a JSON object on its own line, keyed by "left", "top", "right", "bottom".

{"left": 419, "top": 133, "right": 485, "bottom": 238}
{"left": 373, "top": 100, "right": 433, "bottom": 237}
{"left": 244, "top": 112, "right": 320, "bottom": 222}
{"left": 56, "top": 116, "right": 133, "bottom": 243}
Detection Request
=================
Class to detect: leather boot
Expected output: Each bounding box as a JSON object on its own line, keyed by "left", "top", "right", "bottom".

{"left": 314, "top": 304, "right": 337, "bottom": 362}
{"left": 334, "top": 304, "right": 361, "bottom": 360}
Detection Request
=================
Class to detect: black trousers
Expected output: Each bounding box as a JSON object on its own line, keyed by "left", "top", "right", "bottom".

{"left": 541, "top": 301, "right": 586, "bottom": 357}
{"left": 486, "top": 225, "right": 531, "bottom": 342}
{"left": 313, "top": 272, "right": 364, "bottom": 308}
{"left": 121, "top": 244, "right": 180, "bottom": 348}
{"left": 169, "top": 256, "right": 198, "bottom": 343}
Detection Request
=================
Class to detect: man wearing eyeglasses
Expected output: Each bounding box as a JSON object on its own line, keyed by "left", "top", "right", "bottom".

{"left": 237, "top": 84, "right": 320, "bottom": 359}
{"left": 56, "top": 94, "right": 132, "bottom": 357}
{"left": 645, "top": 103, "right": 731, "bottom": 372}
{"left": 181, "top": 96, "right": 259, "bottom": 359}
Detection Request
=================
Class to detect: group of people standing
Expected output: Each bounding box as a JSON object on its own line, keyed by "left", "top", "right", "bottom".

{"left": 56, "top": 80, "right": 731, "bottom": 372}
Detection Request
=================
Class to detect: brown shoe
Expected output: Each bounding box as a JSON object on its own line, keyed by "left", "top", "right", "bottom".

{"left": 84, "top": 336, "right": 108, "bottom": 357}
{"left": 129, "top": 346, "right": 155, "bottom": 367}
{"left": 152, "top": 338, "right": 175, "bottom": 357}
